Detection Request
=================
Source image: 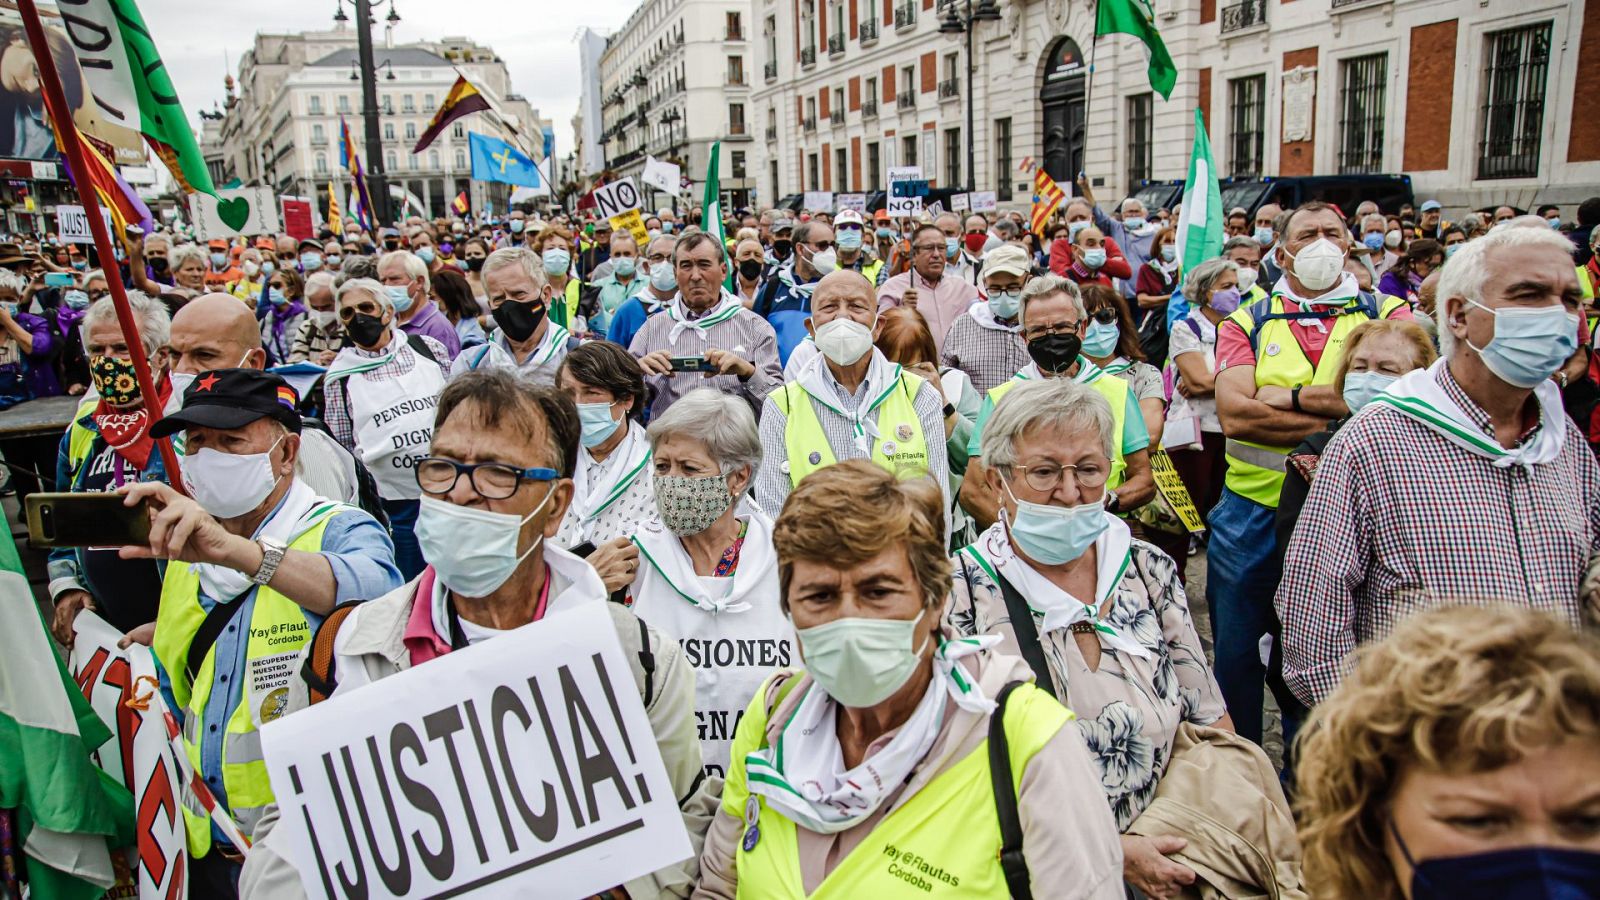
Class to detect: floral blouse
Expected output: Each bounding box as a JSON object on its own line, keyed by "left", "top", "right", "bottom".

{"left": 945, "top": 528, "right": 1226, "bottom": 829}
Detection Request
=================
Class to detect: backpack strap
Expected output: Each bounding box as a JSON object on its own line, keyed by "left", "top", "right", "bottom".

{"left": 754, "top": 276, "right": 782, "bottom": 318}
{"left": 1244, "top": 291, "right": 1382, "bottom": 355}
{"left": 300, "top": 600, "right": 365, "bottom": 705}
{"left": 989, "top": 680, "right": 1032, "bottom": 900}
{"left": 404, "top": 331, "right": 441, "bottom": 368}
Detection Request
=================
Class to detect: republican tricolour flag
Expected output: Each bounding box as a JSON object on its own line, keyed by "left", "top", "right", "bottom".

{"left": 1030, "top": 169, "right": 1066, "bottom": 237}
{"left": 1176, "top": 109, "right": 1224, "bottom": 274}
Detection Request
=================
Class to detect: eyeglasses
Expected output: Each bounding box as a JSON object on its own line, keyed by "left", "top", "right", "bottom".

{"left": 912, "top": 243, "right": 944, "bottom": 254}
{"left": 1009, "top": 460, "right": 1108, "bottom": 492}
{"left": 338, "top": 300, "right": 382, "bottom": 321}
{"left": 1089, "top": 307, "right": 1119, "bottom": 325}
{"left": 807, "top": 241, "right": 836, "bottom": 251}
{"left": 1022, "top": 319, "right": 1080, "bottom": 341}
{"left": 416, "top": 457, "right": 558, "bottom": 500}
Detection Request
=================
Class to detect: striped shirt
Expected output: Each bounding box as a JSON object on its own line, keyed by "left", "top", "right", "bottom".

{"left": 322, "top": 333, "right": 451, "bottom": 450}
{"left": 627, "top": 302, "right": 783, "bottom": 420}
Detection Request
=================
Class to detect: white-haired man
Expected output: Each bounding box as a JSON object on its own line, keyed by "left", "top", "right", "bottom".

{"left": 448, "top": 247, "right": 579, "bottom": 386}
{"left": 378, "top": 249, "right": 460, "bottom": 360}
{"left": 1277, "top": 225, "right": 1600, "bottom": 707}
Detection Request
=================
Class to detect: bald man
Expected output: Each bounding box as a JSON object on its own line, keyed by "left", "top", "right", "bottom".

{"left": 753, "top": 270, "right": 951, "bottom": 532}
{"left": 169, "top": 294, "right": 371, "bottom": 509}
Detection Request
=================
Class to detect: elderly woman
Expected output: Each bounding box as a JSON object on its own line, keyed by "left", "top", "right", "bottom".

{"left": 947, "top": 377, "right": 1235, "bottom": 899}
{"left": 323, "top": 276, "right": 450, "bottom": 579}
{"left": 1296, "top": 605, "right": 1600, "bottom": 899}
{"left": 1377, "top": 238, "right": 1443, "bottom": 307}
{"left": 554, "top": 341, "right": 655, "bottom": 550}
{"left": 1166, "top": 258, "right": 1238, "bottom": 521}
{"left": 287, "top": 271, "right": 342, "bottom": 365}
{"left": 167, "top": 243, "right": 207, "bottom": 299}
{"left": 621, "top": 388, "right": 792, "bottom": 777}
{"left": 696, "top": 458, "right": 1123, "bottom": 899}
{"left": 259, "top": 267, "right": 307, "bottom": 366}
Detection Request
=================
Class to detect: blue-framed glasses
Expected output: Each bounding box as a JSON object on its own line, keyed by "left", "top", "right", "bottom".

{"left": 415, "top": 457, "right": 558, "bottom": 500}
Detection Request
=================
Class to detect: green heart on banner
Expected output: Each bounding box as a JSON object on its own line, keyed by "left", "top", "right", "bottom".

{"left": 216, "top": 196, "right": 251, "bottom": 232}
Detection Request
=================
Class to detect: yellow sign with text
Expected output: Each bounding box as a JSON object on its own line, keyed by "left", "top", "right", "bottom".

{"left": 610, "top": 209, "right": 650, "bottom": 247}
{"left": 1150, "top": 449, "right": 1205, "bottom": 533}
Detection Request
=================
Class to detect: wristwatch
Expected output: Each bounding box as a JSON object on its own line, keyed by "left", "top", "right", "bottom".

{"left": 251, "top": 536, "right": 288, "bottom": 586}
{"left": 1105, "top": 490, "right": 1122, "bottom": 514}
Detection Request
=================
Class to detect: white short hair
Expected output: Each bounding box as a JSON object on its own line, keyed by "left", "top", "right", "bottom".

{"left": 646, "top": 388, "right": 762, "bottom": 492}
{"left": 83, "top": 290, "right": 169, "bottom": 354}
{"left": 481, "top": 247, "right": 548, "bottom": 291}
{"left": 379, "top": 250, "right": 429, "bottom": 293}
{"left": 304, "top": 271, "right": 336, "bottom": 302}
{"left": 980, "top": 378, "right": 1115, "bottom": 470}
{"left": 1018, "top": 273, "right": 1084, "bottom": 326}
{"left": 1437, "top": 225, "right": 1577, "bottom": 358}
{"left": 0, "top": 269, "right": 27, "bottom": 294}
{"left": 336, "top": 276, "right": 390, "bottom": 311}
{"left": 169, "top": 243, "right": 206, "bottom": 272}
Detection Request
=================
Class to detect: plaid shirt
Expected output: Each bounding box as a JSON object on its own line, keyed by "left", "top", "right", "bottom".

{"left": 627, "top": 302, "right": 783, "bottom": 420}
{"left": 940, "top": 311, "right": 1030, "bottom": 394}
{"left": 322, "top": 333, "right": 451, "bottom": 450}
{"left": 1276, "top": 363, "right": 1600, "bottom": 707}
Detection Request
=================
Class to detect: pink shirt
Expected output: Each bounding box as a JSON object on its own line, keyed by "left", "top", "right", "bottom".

{"left": 877, "top": 268, "right": 982, "bottom": 355}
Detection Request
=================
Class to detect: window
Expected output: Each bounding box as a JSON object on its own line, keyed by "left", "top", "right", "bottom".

{"left": 729, "top": 102, "right": 746, "bottom": 135}
{"left": 382, "top": 96, "right": 394, "bottom": 114}
{"left": 337, "top": 94, "right": 351, "bottom": 114}
{"left": 900, "top": 66, "right": 914, "bottom": 97}
{"left": 315, "top": 153, "right": 327, "bottom": 174}
{"left": 836, "top": 146, "right": 848, "bottom": 191}
{"left": 429, "top": 150, "right": 440, "bottom": 170}
{"left": 726, "top": 10, "right": 743, "bottom": 40}
{"left": 308, "top": 94, "right": 322, "bottom": 115}
{"left": 806, "top": 97, "right": 816, "bottom": 120}
{"left": 1126, "top": 92, "right": 1153, "bottom": 188}
{"left": 1477, "top": 22, "right": 1552, "bottom": 180}
{"left": 944, "top": 128, "right": 961, "bottom": 188}
{"left": 383, "top": 122, "right": 395, "bottom": 141}
{"left": 995, "top": 117, "right": 1012, "bottom": 200}
{"left": 405, "top": 122, "right": 417, "bottom": 141}
{"left": 764, "top": 15, "right": 777, "bottom": 64}
{"left": 771, "top": 158, "right": 780, "bottom": 201}
{"left": 408, "top": 153, "right": 417, "bottom": 171}
{"left": 1338, "top": 53, "right": 1387, "bottom": 174}
{"left": 732, "top": 150, "right": 747, "bottom": 178}
{"left": 402, "top": 94, "right": 415, "bottom": 113}
{"left": 312, "top": 123, "right": 326, "bottom": 142}
{"left": 1227, "top": 75, "right": 1265, "bottom": 177}
{"left": 385, "top": 150, "right": 397, "bottom": 170}
{"left": 452, "top": 123, "right": 466, "bottom": 140}
{"left": 728, "top": 56, "right": 744, "bottom": 85}
{"left": 868, "top": 142, "right": 881, "bottom": 190}
{"left": 808, "top": 153, "right": 820, "bottom": 189}
{"left": 424, "top": 93, "right": 436, "bottom": 112}
{"left": 455, "top": 149, "right": 466, "bottom": 170}
{"left": 902, "top": 134, "right": 917, "bottom": 167}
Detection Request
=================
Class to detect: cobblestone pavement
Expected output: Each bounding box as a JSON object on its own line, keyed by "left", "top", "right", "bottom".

{"left": 1183, "top": 546, "right": 1286, "bottom": 770}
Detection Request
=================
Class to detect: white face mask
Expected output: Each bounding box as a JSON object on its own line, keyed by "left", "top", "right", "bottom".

{"left": 182, "top": 436, "right": 286, "bottom": 519}
{"left": 1235, "top": 266, "right": 1259, "bottom": 294}
{"left": 414, "top": 489, "right": 554, "bottom": 598}
{"left": 808, "top": 247, "right": 838, "bottom": 276}
{"left": 1285, "top": 237, "right": 1346, "bottom": 292}
{"left": 311, "top": 309, "right": 338, "bottom": 329}
{"left": 812, "top": 316, "right": 874, "bottom": 366}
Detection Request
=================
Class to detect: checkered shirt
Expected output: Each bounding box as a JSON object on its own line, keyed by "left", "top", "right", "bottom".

{"left": 939, "top": 313, "right": 1031, "bottom": 395}
{"left": 322, "top": 334, "right": 451, "bottom": 450}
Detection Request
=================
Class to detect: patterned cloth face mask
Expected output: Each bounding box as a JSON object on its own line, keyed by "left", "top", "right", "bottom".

{"left": 653, "top": 472, "right": 732, "bottom": 536}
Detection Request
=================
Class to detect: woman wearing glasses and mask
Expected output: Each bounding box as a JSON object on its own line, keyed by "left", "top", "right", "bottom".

{"left": 947, "top": 379, "right": 1287, "bottom": 900}
{"left": 322, "top": 277, "right": 450, "bottom": 580}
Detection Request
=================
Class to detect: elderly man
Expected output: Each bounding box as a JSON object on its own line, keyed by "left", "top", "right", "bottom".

{"left": 238, "top": 370, "right": 708, "bottom": 899}
{"left": 754, "top": 269, "right": 949, "bottom": 523}
{"left": 1278, "top": 225, "right": 1598, "bottom": 708}
{"left": 606, "top": 233, "right": 679, "bottom": 350}
{"left": 132, "top": 368, "right": 400, "bottom": 894}
{"left": 952, "top": 213, "right": 991, "bottom": 287}
{"left": 629, "top": 231, "right": 782, "bottom": 419}
{"left": 1208, "top": 201, "right": 1411, "bottom": 745}
{"left": 287, "top": 271, "right": 343, "bottom": 364}
{"left": 754, "top": 218, "right": 833, "bottom": 366}
{"left": 1252, "top": 202, "right": 1283, "bottom": 250}
{"left": 940, "top": 243, "right": 1033, "bottom": 393}
{"left": 585, "top": 230, "right": 641, "bottom": 334}
{"left": 1417, "top": 199, "right": 1448, "bottom": 241}
{"left": 449, "top": 247, "right": 577, "bottom": 385}
{"left": 876, "top": 223, "right": 983, "bottom": 355}
{"left": 959, "top": 274, "right": 1155, "bottom": 530}
{"left": 378, "top": 249, "right": 460, "bottom": 360}
{"left": 1078, "top": 176, "right": 1157, "bottom": 299}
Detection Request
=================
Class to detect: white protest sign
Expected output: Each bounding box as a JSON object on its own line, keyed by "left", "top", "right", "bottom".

{"left": 971, "top": 190, "right": 999, "bottom": 212}
{"left": 592, "top": 178, "right": 644, "bottom": 220}
{"left": 886, "top": 165, "right": 922, "bottom": 184}
{"left": 926, "top": 200, "right": 945, "bottom": 216}
{"left": 836, "top": 193, "right": 867, "bottom": 213}
{"left": 950, "top": 193, "right": 971, "bottom": 212}
{"left": 887, "top": 195, "right": 923, "bottom": 217}
{"left": 641, "top": 157, "right": 682, "bottom": 197}
{"left": 31, "top": 161, "right": 56, "bottom": 181}
{"left": 189, "top": 187, "right": 281, "bottom": 241}
{"left": 261, "top": 602, "right": 692, "bottom": 899}
{"left": 802, "top": 191, "right": 833, "bottom": 213}
{"left": 55, "top": 205, "right": 113, "bottom": 245}
{"left": 71, "top": 612, "right": 189, "bottom": 900}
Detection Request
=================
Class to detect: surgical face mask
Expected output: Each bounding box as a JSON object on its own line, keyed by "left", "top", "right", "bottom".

{"left": 415, "top": 247, "right": 436, "bottom": 265}
{"left": 261, "top": 261, "right": 276, "bottom": 278}
{"left": 509, "top": 219, "right": 525, "bottom": 234}
{"left": 1081, "top": 247, "right": 1107, "bottom": 269}
{"left": 1209, "top": 287, "right": 1243, "bottom": 315}
{"left": 1384, "top": 229, "right": 1403, "bottom": 249}
{"left": 210, "top": 252, "right": 227, "bottom": 269}
{"left": 1081, "top": 320, "right": 1119, "bottom": 357}
{"left": 1235, "top": 267, "right": 1259, "bottom": 294}
{"left": 1463, "top": 298, "right": 1579, "bottom": 389}
{"left": 989, "top": 290, "right": 1022, "bottom": 321}
{"left": 1340, "top": 370, "right": 1397, "bottom": 414}
{"left": 837, "top": 229, "right": 863, "bottom": 251}
{"left": 542, "top": 249, "right": 571, "bottom": 275}
{"left": 1547, "top": 216, "right": 1562, "bottom": 230}
{"left": 63, "top": 289, "right": 89, "bottom": 310}
{"left": 385, "top": 284, "right": 415, "bottom": 313}
{"left": 1254, "top": 226, "right": 1275, "bottom": 247}
{"left": 577, "top": 401, "right": 622, "bottom": 448}
{"left": 300, "top": 252, "right": 322, "bottom": 271}
{"left": 1123, "top": 216, "right": 1146, "bottom": 231}
{"left": 1362, "top": 232, "right": 1386, "bottom": 251}
{"left": 876, "top": 227, "right": 893, "bottom": 240}
{"left": 944, "top": 236, "right": 960, "bottom": 259}
{"left": 71, "top": 259, "right": 86, "bottom": 271}
{"left": 1286, "top": 237, "right": 1346, "bottom": 292}
{"left": 415, "top": 491, "right": 553, "bottom": 598}
{"left": 1160, "top": 244, "right": 1176, "bottom": 263}
{"left": 266, "top": 287, "right": 288, "bottom": 307}
{"left": 242, "top": 260, "right": 260, "bottom": 278}
{"left": 1004, "top": 483, "right": 1108, "bottom": 565}
{"left": 654, "top": 472, "right": 733, "bottom": 536}
{"left": 1067, "top": 220, "right": 1090, "bottom": 240}
{"left": 614, "top": 256, "right": 637, "bottom": 278}
{"left": 327, "top": 253, "right": 342, "bottom": 267}
{"left": 1026, "top": 331, "right": 1082, "bottom": 374}
{"left": 311, "top": 309, "right": 338, "bottom": 329}
{"left": 807, "top": 246, "right": 838, "bottom": 276}
{"left": 797, "top": 609, "right": 930, "bottom": 708}
{"left": 812, "top": 316, "right": 874, "bottom": 366}
{"left": 1445, "top": 243, "right": 1462, "bottom": 259}
{"left": 650, "top": 262, "right": 678, "bottom": 293}
{"left": 182, "top": 437, "right": 286, "bottom": 520}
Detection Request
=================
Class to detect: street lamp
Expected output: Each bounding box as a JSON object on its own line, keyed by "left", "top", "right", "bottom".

{"left": 938, "top": 0, "right": 1001, "bottom": 195}
{"left": 337, "top": 0, "right": 398, "bottom": 224}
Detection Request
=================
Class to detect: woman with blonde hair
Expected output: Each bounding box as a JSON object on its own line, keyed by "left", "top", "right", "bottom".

{"left": 1295, "top": 604, "right": 1600, "bottom": 899}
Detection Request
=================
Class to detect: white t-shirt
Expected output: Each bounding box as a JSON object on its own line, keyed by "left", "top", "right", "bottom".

{"left": 1167, "top": 313, "right": 1222, "bottom": 433}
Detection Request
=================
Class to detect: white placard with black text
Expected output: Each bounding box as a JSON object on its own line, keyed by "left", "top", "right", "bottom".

{"left": 592, "top": 178, "right": 644, "bottom": 220}
{"left": 55, "top": 205, "right": 113, "bottom": 245}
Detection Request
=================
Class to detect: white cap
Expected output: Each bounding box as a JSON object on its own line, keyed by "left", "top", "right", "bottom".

{"left": 835, "top": 209, "right": 864, "bottom": 228}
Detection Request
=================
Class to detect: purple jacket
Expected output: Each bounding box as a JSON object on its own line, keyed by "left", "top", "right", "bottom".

{"left": 399, "top": 300, "right": 462, "bottom": 361}
{"left": 0, "top": 310, "right": 60, "bottom": 404}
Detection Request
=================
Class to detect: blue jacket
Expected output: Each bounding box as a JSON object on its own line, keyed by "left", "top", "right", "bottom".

{"left": 754, "top": 268, "right": 818, "bottom": 367}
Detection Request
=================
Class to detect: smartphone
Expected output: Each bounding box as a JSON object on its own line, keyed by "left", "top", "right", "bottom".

{"left": 668, "top": 356, "right": 711, "bottom": 372}
{"left": 26, "top": 493, "right": 151, "bottom": 548}
{"left": 43, "top": 272, "right": 75, "bottom": 288}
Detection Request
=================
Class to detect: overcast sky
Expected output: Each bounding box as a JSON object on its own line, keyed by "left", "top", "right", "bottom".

{"left": 147, "top": 0, "right": 637, "bottom": 155}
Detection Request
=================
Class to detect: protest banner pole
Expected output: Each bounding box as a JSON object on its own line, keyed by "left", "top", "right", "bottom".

{"left": 16, "top": 0, "right": 183, "bottom": 489}
{"left": 1081, "top": 0, "right": 1101, "bottom": 195}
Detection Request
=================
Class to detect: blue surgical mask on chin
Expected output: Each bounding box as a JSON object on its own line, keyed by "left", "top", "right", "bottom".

{"left": 1003, "top": 482, "right": 1108, "bottom": 565}
{"left": 1340, "top": 370, "right": 1397, "bottom": 413}
{"left": 1464, "top": 298, "right": 1579, "bottom": 389}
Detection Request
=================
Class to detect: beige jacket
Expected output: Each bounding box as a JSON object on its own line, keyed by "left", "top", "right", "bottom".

{"left": 1125, "top": 723, "right": 1308, "bottom": 900}
{"left": 239, "top": 548, "right": 717, "bottom": 899}
{"left": 692, "top": 641, "right": 1125, "bottom": 899}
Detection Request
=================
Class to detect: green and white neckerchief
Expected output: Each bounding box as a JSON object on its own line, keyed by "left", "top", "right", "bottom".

{"left": 1100, "top": 356, "right": 1135, "bottom": 377}
{"left": 630, "top": 506, "right": 777, "bottom": 614}
{"left": 516, "top": 320, "right": 571, "bottom": 369}
{"left": 569, "top": 423, "right": 651, "bottom": 543}
{"left": 795, "top": 351, "right": 903, "bottom": 455}
{"left": 744, "top": 633, "right": 1000, "bottom": 834}
{"left": 963, "top": 516, "right": 1151, "bottom": 659}
{"left": 1370, "top": 359, "right": 1566, "bottom": 469}
{"left": 325, "top": 328, "right": 407, "bottom": 381}
{"left": 666, "top": 292, "right": 742, "bottom": 345}
{"left": 1013, "top": 355, "right": 1105, "bottom": 385}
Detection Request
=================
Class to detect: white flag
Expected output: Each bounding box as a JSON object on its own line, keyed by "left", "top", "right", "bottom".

{"left": 642, "top": 157, "right": 682, "bottom": 196}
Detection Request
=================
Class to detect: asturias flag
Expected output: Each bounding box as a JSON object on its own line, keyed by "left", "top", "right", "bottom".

{"left": 469, "top": 132, "right": 540, "bottom": 188}
{"left": 1096, "top": 0, "right": 1177, "bottom": 100}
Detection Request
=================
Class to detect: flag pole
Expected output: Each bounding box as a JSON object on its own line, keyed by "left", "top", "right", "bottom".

{"left": 1081, "top": 0, "right": 1101, "bottom": 196}
{"left": 16, "top": 0, "right": 183, "bottom": 487}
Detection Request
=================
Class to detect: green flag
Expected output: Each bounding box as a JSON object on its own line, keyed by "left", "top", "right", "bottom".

{"left": 65, "top": 0, "right": 217, "bottom": 195}
{"left": 1096, "top": 0, "right": 1177, "bottom": 100}
{"left": 702, "top": 141, "right": 733, "bottom": 291}
{"left": 1176, "top": 109, "right": 1224, "bottom": 274}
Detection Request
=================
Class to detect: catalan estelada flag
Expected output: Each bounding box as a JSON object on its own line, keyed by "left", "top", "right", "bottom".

{"left": 414, "top": 74, "right": 491, "bottom": 154}
{"left": 1030, "top": 168, "right": 1066, "bottom": 237}
{"left": 451, "top": 190, "right": 469, "bottom": 216}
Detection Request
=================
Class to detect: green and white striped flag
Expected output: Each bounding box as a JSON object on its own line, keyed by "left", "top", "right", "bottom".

{"left": 0, "top": 571, "right": 134, "bottom": 899}
{"left": 1175, "top": 109, "right": 1224, "bottom": 275}
{"left": 702, "top": 140, "right": 734, "bottom": 291}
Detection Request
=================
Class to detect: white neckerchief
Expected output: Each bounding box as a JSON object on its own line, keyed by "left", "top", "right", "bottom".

{"left": 1099, "top": 356, "right": 1135, "bottom": 377}
{"left": 795, "top": 349, "right": 902, "bottom": 455}
{"left": 631, "top": 505, "right": 776, "bottom": 614}
{"left": 501, "top": 320, "right": 570, "bottom": 369}
{"left": 1371, "top": 359, "right": 1567, "bottom": 469}
{"left": 744, "top": 633, "right": 1000, "bottom": 833}
{"left": 968, "top": 300, "right": 1021, "bottom": 334}
{"left": 1154, "top": 257, "right": 1181, "bottom": 280}
{"left": 965, "top": 518, "right": 1151, "bottom": 659}
{"left": 779, "top": 263, "right": 819, "bottom": 299}
{"left": 569, "top": 422, "right": 652, "bottom": 542}
{"left": 325, "top": 327, "right": 406, "bottom": 380}
{"left": 1012, "top": 355, "right": 1105, "bottom": 385}
{"left": 194, "top": 479, "right": 324, "bottom": 602}
{"left": 1269, "top": 272, "right": 1361, "bottom": 334}
{"left": 667, "top": 291, "right": 742, "bottom": 345}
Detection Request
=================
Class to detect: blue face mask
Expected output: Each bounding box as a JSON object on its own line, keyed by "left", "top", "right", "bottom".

{"left": 1160, "top": 244, "right": 1177, "bottom": 263}
{"left": 300, "top": 252, "right": 322, "bottom": 271}
{"left": 1082, "top": 320, "right": 1120, "bottom": 357}
{"left": 1082, "top": 247, "right": 1107, "bottom": 269}
{"left": 1004, "top": 484, "right": 1107, "bottom": 565}
{"left": 989, "top": 290, "right": 1022, "bottom": 321}
{"left": 543, "top": 248, "right": 571, "bottom": 275}
{"left": 650, "top": 262, "right": 677, "bottom": 293}
{"left": 876, "top": 227, "right": 893, "bottom": 239}
{"left": 1123, "top": 216, "right": 1146, "bottom": 231}
{"left": 63, "top": 289, "right": 89, "bottom": 310}
{"left": 509, "top": 220, "right": 525, "bottom": 234}
{"left": 1445, "top": 243, "right": 1462, "bottom": 258}
{"left": 266, "top": 286, "right": 288, "bottom": 307}
{"left": 1392, "top": 820, "right": 1600, "bottom": 900}
{"left": 261, "top": 261, "right": 277, "bottom": 278}
{"left": 837, "top": 229, "right": 863, "bottom": 251}
{"left": 1464, "top": 298, "right": 1579, "bottom": 389}
{"left": 1362, "top": 233, "right": 1386, "bottom": 251}
{"left": 386, "top": 284, "right": 415, "bottom": 313}
{"left": 945, "top": 236, "right": 960, "bottom": 259}
{"left": 1547, "top": 217, "right": 1561, "bottom": 230}
{"left": 614, "top": 257, "right": 637, "bottom": 277}
{"left": 1340, "top": 370, "right": 1397, "bottom": 413}
{"left": 577, "top": 401, "right": 622, "bottom": 448}
{"left": 1067, "top": 220, "right": 1091, "bottom": 240}
{"left": 210, "top": 252, "right": 228, "bottom": 268}
{"left": 415, "top": 246, "right": 436, "bottom": 264}
{"left": 1254, "top": 226, "right": 1275, "bottom": 247}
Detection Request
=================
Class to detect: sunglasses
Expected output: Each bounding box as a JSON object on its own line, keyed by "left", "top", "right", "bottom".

{"left": 338, "top": 301, "right": 383, "bottom": 321}
{"left": 1089, "top": 307, "right": 1119, "bottom": 325}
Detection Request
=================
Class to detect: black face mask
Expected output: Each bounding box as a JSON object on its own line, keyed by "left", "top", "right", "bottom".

{"left": 148, "top": 257, "right": 169, "bottom": 274}
{"left": 1026, "top": 331, "right": 1082, "bottom": 375}
{"left": 383, "top": 241, "right": 400, "bottom": 252}
{"left": 772, "top": 240, "right": 793, "bottom": 261}
{"left": 465, "top": 256, "right": 485, "bottom": 273}
{"left": 738, "top": 258, "right": 764, "bottom": 281}
{"left": 346, "top": 312, "right": 388, "bottom": 348}
{"left": 493, "top": 298, "right": 547, "bottom": 343}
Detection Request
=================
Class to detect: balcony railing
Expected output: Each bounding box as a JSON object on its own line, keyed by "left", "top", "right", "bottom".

{"left": 862, "top": 98, "right": 878, "bottom": 118}
{"left": 802, "top": 116, "right": 817, "bottom": 132}
{"left": 310, "top": 136, "right": 329, "bottom": 147}
{"left": 860, "top": 19, "right": 878, "bottom": 42}
{"left": 828, "top": 33, "right": 845, "bottom": 56}
{"left": 727, "top": 71, "right": 747, "bottom": 86}
{"left": 894, "top": 2, "right": 915, "bottom": 29}
{"left": 1220, "top": 0, "right": 1266, "bottom": 33}
{"left": 938, "top": 78, "right": 959, "bottom": 100}
{"left": 725, "top": 27, "right": 744, "bottom": 40}
{"left": 801, "top": 45, "right": 816, "bottom": 66}
{"left": 829, "top": 109, "right": 845, "bottom": 125}
{"left": 896, "top": 93, "right": 916, "bottom": 111}
{"left": 764, "top": 60, "right": 778, "bottom": 80}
